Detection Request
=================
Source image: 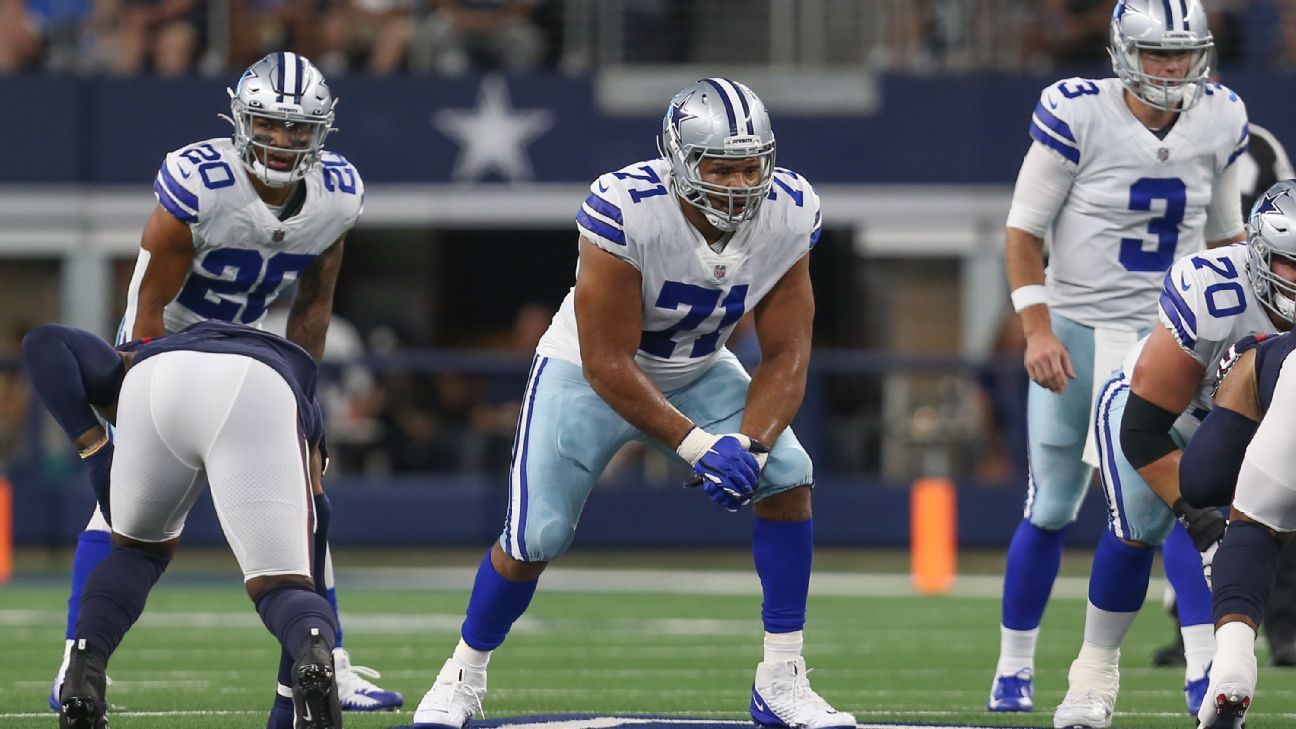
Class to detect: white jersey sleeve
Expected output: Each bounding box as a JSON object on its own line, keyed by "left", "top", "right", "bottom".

{"left": 1158, "top": 244, "right": 1256, "bottom": 368}
{"left": 321, "top": 151, "right": 365, "bottom": 230}
{"left": 1028, "top": 79, "right": 1086, "bottom": 170}
{"left": 576, "top": 170, "right": 639, "bottom": 270}
{"left": 153, "top": 148, "right": 206, "bottom": 225}
{"left": 1208, "top": 83, "right": 1251, "bottom": 175}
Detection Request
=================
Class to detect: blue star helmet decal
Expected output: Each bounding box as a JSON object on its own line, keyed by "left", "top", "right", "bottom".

{"left": 670, "top": 91, "right": 697, "bottom": 136}
{"left": 1113, "top": 1, "right": 1126, "bottom": 20}
{"left": 1253, "top": 189, "right": 1285, "bottom": 219}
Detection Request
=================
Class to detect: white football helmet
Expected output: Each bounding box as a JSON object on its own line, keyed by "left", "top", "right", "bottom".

{"left": 659, "top": 78, "right": 775, "bottom": 232}
{"left": 1109, "top": 0, "right": 1213, "bottom": 112}
{"left": 1247, "top": 180, "right": 1296, "bottom": 324}
{"left": 223, "top": 52, "right": 337, "bottom": 187}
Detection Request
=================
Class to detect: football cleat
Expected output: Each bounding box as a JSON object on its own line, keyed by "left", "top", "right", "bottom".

{"left": 750, "top": 657, "right": 856, "bottom": 729}
{"left": 1197, "top": 685, "right": 1251, "bottom": 729}
{"left": 50, "top": 640, "right": 112, "bottom": 712}
{"left": 987, "top": 669, "right": 1034, "bottom": 712}
{"left": 1185, "top": 666, "right": 1211, "bottom": 716}
{"left": 292, "top": 629, "right": 342, "bottom": 729}
{"left": 58, "top": 640, "right": 107, "bottom": 729}
{"left": 1053, "top": 655, "right": 1119, "bottom": 729}
{"left": 412, "top": 658, "right": 486, "bottom": 729}
{"left": 334, "top": 647, "right": 403, "bottom": 711}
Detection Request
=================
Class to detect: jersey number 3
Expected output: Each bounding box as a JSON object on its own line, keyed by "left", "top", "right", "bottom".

{"left": 1119, "top": 177, "right": 1186, "bottom": 273}
{"left": 640, "top": 282, "right": 748, "bottom": 359}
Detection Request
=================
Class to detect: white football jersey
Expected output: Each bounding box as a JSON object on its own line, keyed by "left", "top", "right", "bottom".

{"left": 1030, "top": 77, "right": 1249, "bottom": 329}
{"left": 121, "top": 138, "right": 364, "bottom": 340}
{"left": 537, "top": 158, "right": 821, "bottom": 391}
{"left": 1121, "top": 243, "right": 1276, "bottom": 441}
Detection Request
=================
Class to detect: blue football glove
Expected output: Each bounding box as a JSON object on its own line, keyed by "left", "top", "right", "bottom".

{"left": 82, "top": 441, "right": 114, "bottom": 526}
{"left": 676, "top": 428, "right": 760, "bottom": 512}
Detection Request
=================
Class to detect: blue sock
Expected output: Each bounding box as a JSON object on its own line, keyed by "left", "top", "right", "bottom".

{"left": 1002, "top": 519, "right": 1065, "bottom": 629}
{"left": 66, "top": 530, "right": 112, "bottom": 640}
{"left": 312, "top": 493, "right": 344, "bottom": 647}
{"left": 461, "top": 549, "right": 538, "bottom": 651}
{"left": 1089, "top": 530, "right": 1155, "bottom": 612}
{"left": 752, "top": 516, "right": 812, "bottom": 633}
{"left": 76, "top": 545, "right": 170, "bottom": 663}
{"left": 1163, "top": 521, "right": 1213, "bottom": 627}
{"left": 255, "top": 585, "right": 337, "bottom": 659}
{"left": 267, "top": 648, "right": 294, "bottom": 729}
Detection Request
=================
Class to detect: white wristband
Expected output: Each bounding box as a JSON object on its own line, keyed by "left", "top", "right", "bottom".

{"left": 1010, "top": 284, "right": 1048, "bottom": 313}
{"left": 675, "top": 427, "right": 713, "bottom": 465}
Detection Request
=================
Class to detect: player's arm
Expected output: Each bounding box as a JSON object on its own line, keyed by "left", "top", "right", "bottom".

{"left": 287, "top": 235, "right": 345, "bottom": 362}
{"left": 1206, "top": 162, "right": 1246, "bottom": 249}
{"left": 574, "top": 237, "right": 693, "bottom": 447}
{"left": 1180, "top": 347, "right": 1261, "bottom": 509}
{"left": 132, "top": 205, "right": 196, "bottom": 340}
{"left": 1005, "top": 142, "right": 1077, "bottom": 394}
{"left": 741, "top": 253, "right": 813, "bottom": 446}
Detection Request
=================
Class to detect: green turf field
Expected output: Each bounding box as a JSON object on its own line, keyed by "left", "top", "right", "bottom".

{"left": 2, "top": 558, "right": 1293, "bottom": 728}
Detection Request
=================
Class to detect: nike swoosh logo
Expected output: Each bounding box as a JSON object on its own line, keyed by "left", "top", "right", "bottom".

{"left": 753, "top": 698, "right": 767, "bottom": 712}
{"left": 178, "top": 167, "right": 191, "bottom": 179}
{"left": 1180, "top": 272, "right": 1191, "bottom": 292}
{"left": 301, "top": 703, "right": 312, "bottom": 722}
{"left": 597, "top": 181, "right": 609, "bottom": 193}
{"left": 1048, "top": 96, "right": 1059, "bottom": 110}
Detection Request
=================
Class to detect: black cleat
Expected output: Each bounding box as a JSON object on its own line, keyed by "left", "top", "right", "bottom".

{"left": 293, "top": 629, "right": 342, "bottom": 729}
{"left": 59, "top": 640, "right": 108, "bottom": 729}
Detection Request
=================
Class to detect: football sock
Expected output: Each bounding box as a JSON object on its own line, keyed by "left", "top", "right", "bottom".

{"left": 460, "top": 549, "right": 538, "bottom": 651}
{"left": 76, "top": 545, "right": 170, "bottom": 663}
{"left": 312, "top": 493, "right": 344, "bottom": 647}
{"left": 752, "top": 516, "right": 812, "bottom": 633}
{"left": 255, "top": 584, "right": 337, "bottom": 660}
{"left": 452, "top": 639, "right": 492, "bottom": 670}
{"left": 763, "top": 630, "right": 803, "bottom": 663}
{"left": 1002, "top": 519, "right": 1065, "bottom": 631}
{"left": 269, "top": 649, "right": 294, "bottom": 729}
{"left": 996, "top": 626, "right": 1039, "bottom": 676}
{"left": 1164, "top": 522, "right": 1213, "bottom": 627}
{"left": 1212, "top": 521, "right": 1280, "bottom": 626}
{"left": 66, "top": 530, "right": 112, "bottom": 640}
{"left": 1181, "top": 623, "right": 1215, "bottom": 682}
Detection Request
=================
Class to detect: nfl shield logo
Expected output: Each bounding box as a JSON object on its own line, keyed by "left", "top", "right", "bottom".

{"left": 1157, "top": 148, "right": 1170, "bottom": 162}
{"left": 713, "top": 264, "right": 727, "bottom": 280}
{"left": 272, "top": 229, "right": 285, "bottom": 242}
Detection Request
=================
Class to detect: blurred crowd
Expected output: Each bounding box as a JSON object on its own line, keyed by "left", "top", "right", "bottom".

{"left": 5, "top": 0, "right": 1296, "bottom": 77}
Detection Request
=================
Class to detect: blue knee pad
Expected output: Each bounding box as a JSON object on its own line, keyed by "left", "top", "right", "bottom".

{"left": 1213, "top": 521, "right": 1281, "bottom": 626}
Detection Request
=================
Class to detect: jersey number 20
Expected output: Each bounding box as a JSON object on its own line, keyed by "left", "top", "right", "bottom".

{"left": 1119, "top": 177, "right": 1186, "bottom": 273}
{"left": 177, "top": 249, "right": 316, "bottom": 324}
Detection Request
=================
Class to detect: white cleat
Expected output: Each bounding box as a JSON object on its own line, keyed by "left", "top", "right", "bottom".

{"left": 1053, "top": 656, "right": 1119, "bottom": 729}
{"left": 333, "top": 646, "right": 404, "bottom": 711}
{"left": 412, "top": 657, "right": 487, "bottom": 729}
{"left": 750, "top": 657, "right": 856, "bottom": 729}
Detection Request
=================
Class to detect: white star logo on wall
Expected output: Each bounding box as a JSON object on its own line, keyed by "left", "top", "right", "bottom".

{"left": 432, "top": 75, "right": 554, "bottom": 183}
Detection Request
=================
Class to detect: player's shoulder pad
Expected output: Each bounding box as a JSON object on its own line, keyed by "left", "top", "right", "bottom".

{"left": 318, "top": 150, "right": 365, "bottom": 224}
{"left": 766, "top": 166, "right": 822, "bottom": 249}
{"left": 1199, "top": 83, "right": 1250, "bottom": 169}
{"left": 154, "top": 140, "right": 218, "bottom": 224}
{"left": 1028, "top": 77, "right": 1100, "bottom": 167}
{"left": 577, "top": 161, "right": 658, "bottom": 254}
{"left": 1160, "top": 245, "right": 1250, "bottom": 354}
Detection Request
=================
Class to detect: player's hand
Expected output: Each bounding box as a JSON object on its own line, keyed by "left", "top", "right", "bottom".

{"left": 1173, "top": 497, "right": 1227, "bottom": 551}
{"left": 677, "top": 428, "right": 759, "bottom": 512}
{"left": 1024, "top": 330, "right": 1076, "bottom": 394}
{"left": 1199, "top": 539, "right": 1220, "bottom": 591}
{"left": 82, "top": 441, "right": 114, "bottom": 526}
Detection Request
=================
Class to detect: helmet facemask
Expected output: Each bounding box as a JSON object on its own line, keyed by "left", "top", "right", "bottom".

{"left": 227, "top": 95, "right": 334, "bottom": 188}
{"left": 661, "top": 126, "right": 775, "bottom": 232}
{"left": 1249, "top": 231, "right": 1296, "bottom": 325}
{"left": 1109, "top": 3, "right": 1213, "bottom": 114}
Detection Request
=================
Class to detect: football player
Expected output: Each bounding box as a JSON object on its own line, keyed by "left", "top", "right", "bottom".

{"left": 1179, "top": 276, "right": 1296, "bottom": 729}
{"left": 1049, "top": 182, "right": 1296, "bottom": 729}
{"left": 990, "top": 0, "right": 1249, "bottom": 714}
{"left": 49, "top": 52, "right": 402, "bottom": 718}
{"left": 410, "top": 78, "right": 854, "bottom": 729}
{"left": 23, "top": 320, "right": 342, "bottom": 729}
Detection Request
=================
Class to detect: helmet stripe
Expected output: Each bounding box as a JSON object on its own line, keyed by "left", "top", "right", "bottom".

{"left": 720, "top": 78, "right": 755, "bottom": 135}
{"left": 276, "top": 51, "right": 287, "bottom": 103}
{"left": 1180, "top": 0, "right": 1190, "bottom": 30}
{"left": 1161, "top": 0, "right": 1174, "bottom": 31}
{"left": 701, "top": 78, "right": 738, "bottom": 136}
{"left": 294, "top": 54, "right": 305, "bottom": 98}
